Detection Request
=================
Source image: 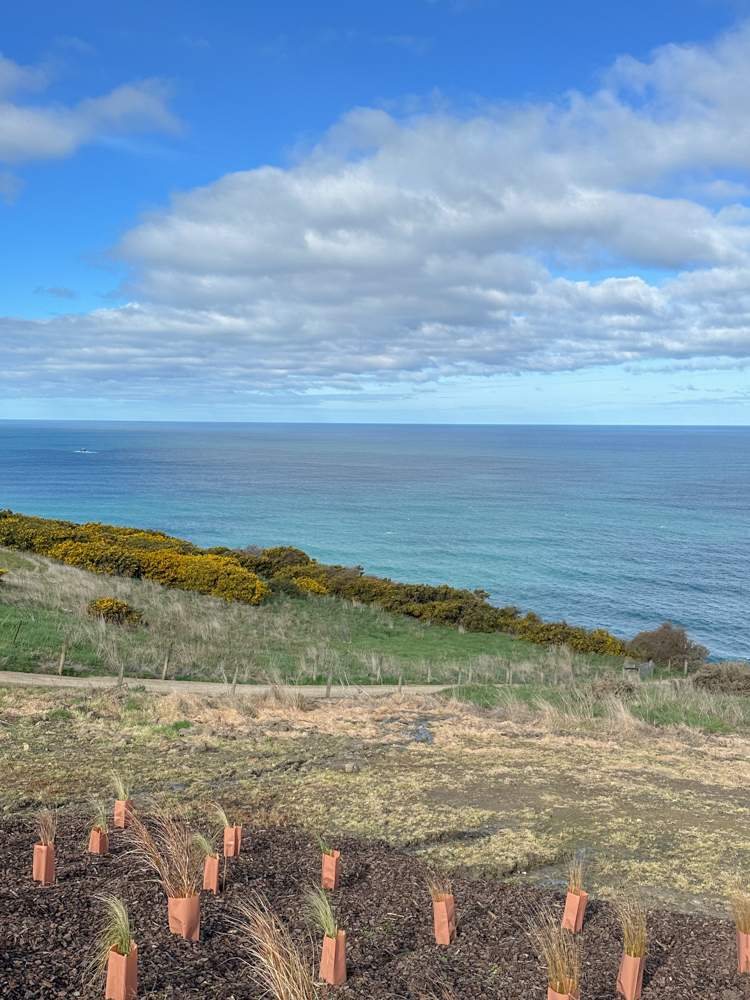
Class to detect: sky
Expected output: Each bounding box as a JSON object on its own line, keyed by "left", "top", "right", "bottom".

{"left": 2, "top": 0, "right": 750, "bottom": 423}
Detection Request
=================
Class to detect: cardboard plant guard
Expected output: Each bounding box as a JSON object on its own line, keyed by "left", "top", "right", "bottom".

{"left": 32, "top": 843, "right": 55, "bottom": 885}
{"left": 433, "top": 893, "right": 457, "bottom": 946}
{"left": 548, "top": 988, "right": 580, "bottom": 1000}
{"left": 223, "top": 824, "right": 242, "bottom": 857}
{"left": 105, "top": 941, "right": 137, "bottom": 1000}
{"left": 203, "top": 855, "right": 219, "bottom": 894}
{"left": 114, "top": 799, "right": 134, "bottom": 829}
{"left": 168, "top": 894, "right": 201, "bottom": 941}
{"left": 320, "top": 930, "right": 346, "bottom": 986}
{"left": 561, "top": 890, "right": 588, "bottom": 933}
{"left": 738, "top": 930, "right": 750, "bottom": 973}
{"left": 89, "top": 829, "right": 109, "bottom": 855}
{"left": 321, "top": 850, "right": 340, "bottom": 890}
{"left": 616, "top": 953, "right": 645, "bottom": 1000}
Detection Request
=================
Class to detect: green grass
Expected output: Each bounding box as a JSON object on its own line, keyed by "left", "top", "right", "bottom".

{"left": 0, "top": 546, "right": 624, "bottom": 686}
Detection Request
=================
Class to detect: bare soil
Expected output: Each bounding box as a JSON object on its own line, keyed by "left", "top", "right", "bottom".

{"left": 1, "top": 814, "right": 748, "bottom": 1000}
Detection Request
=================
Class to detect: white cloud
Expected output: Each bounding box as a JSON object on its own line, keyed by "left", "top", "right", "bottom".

{"left": 4, "top": 25, "right": 750, "bottom": 401}
{"left": 0, "top": 51, "right": 179, "bottom": 165}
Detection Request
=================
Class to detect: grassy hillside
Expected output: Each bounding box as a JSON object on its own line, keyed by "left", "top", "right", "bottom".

{"left": 0, "top": 547, "right": 623, "bottom": 685}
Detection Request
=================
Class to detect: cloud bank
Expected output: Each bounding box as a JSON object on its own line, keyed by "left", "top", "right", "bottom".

{"left": 4, "top": 26, "right": 750, "bottom": 400}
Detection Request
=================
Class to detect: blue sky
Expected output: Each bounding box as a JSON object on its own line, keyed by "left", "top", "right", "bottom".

{"left": 2, "top": 0, "right": 750, "bottom": 422}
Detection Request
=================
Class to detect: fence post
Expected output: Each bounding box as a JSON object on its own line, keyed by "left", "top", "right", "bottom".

{"left": 231, "top": 663, "right": 239, "bottom": 697}
{"left": 398, "top": 667, "right": 403, "bottom": 693}
{"left": 58, "top": 640, "right": 67, "bottom": 676}
{"left": 326, "top": 671, "right": 333, "bottom": 698}
{"left": 162, "top": 643, "right": 172, "bottom": 681}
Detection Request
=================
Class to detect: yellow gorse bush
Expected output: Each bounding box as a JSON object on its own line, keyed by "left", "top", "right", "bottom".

{"left": 0, "top": 511, "right": 269, "bottom": 606}
{"left": 87, "top": 598, "right": 142, "bottom": 628}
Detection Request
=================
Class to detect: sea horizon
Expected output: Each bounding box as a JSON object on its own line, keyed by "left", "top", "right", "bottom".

{"left": 2, "top": 420, "right": 748, "bottom": 660}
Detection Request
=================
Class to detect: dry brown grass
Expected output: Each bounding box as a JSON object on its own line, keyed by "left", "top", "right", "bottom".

{"left": 425, "top": 872, "right": 452, "bottom": 902}
{"left": 237, "top": 891, "right": 317, "bottom": 1000}
{"left": 528, "top": 904, "right": 580, "bottom": 994}
{"left": 36, "top": 806, "right": 56, "bottom": 845}
{"left": 730, "top": 891, "right": 750, "bottom": 935}
{"left": 616, "top": 891, "right": 647, "bottom": 958}
{"left": 568, "top": 854, "right": 584, "bottom": 895}
{"left": 127, "top": 803, "right": 202, "bottom": 898}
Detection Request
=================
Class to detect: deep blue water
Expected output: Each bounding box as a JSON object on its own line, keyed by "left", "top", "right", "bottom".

{"left": 1, "top": 422, "right": 748, "bottom": 660}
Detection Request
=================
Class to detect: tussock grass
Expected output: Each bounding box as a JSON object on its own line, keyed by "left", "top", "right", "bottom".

{"left": 425, "top": 872, "right": 452, "bottom": 902}
{"left": 111, "top": 770, "right": 132, "bottom": 802}
{"left": 89, "top": 895, "right": 134, "bottom": 978}
{"left": 303, "top": 885, "right": 338, "bottom": 939}
{"left": 127, "top": 804, "right": 202, "bottom": 898}
{"left": 211, "top": 803, "right": 232, "bottom": 829}
{"left": 616, "top": 891, "right": 647, "bottom": 958}
{"left": 36, "top": 806, "right": 56, "bottom": 845}
{"left": 568, "top": 854, "right": 584, "bottom": 895}
{"left": 730, "top": 891, "right": 750, "bottom": 935}
{"left": 193, "top": 832, "right": 218, "bottom": 859}
{"left": 90, "top": 796, "right": 108, "bottom": 834}
{"left": 528, "top": 904, "right": 580, "bottom": 994}
{"left": 237, "top": 891, "right": 317, "bottom": 1000}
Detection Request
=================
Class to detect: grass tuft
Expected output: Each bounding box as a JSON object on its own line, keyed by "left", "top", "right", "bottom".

{"left": 730, "top": 891, "right": 750, "bottom": 936}
{"left": 616, "top": 891, "right": 647, "bottom": 958}
{"left": 36, "top": 806, "right": 56, "bottom": 846}
{"left": 425, "top": 871, "right": 452, "bottom": 902}
{"left": 193, "top": 831, "right": 218, "bottom": 859}
{"left": 237, "top": 891, "right": 317, "bottom": 1000}
{"left": 528, "top": 904, "right": 580, "bottom": 994}
{"left": 211, "top": 802, "right": 232, "bottom": 829}
{"left": 568, "top": 853, "right": 584, "bottom": 895}
{"left": 303, "top": 884, "right": 338, "bottom": 939}
{"left": 90, "top": 796, "right": 109, "bottom": 834}
{"left": 314, "top": 833, "right": 333, "bottom": 857}
{"left": 111, "top": 770, "right": 132, "bottom": 802}
{"left": 126, "top": 802, "right": 201, "bottom": 898}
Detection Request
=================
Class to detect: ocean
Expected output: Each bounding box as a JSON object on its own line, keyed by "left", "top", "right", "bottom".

{"left": 0, "top": 422, "right": 748, "bottom": 660}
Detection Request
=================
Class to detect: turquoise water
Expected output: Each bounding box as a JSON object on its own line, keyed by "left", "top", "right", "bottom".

{"left": 1, "top": 421, "right": 748, "bottom": 659}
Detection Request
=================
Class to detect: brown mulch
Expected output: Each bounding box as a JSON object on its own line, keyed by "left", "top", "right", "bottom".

{"left": 0, "top": 814, "right": 747, "bottom": 999}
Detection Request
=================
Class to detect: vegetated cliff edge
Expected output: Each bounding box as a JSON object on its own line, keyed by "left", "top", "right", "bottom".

{"left": 0, "top": 509, "right": 627, "bottom": 656}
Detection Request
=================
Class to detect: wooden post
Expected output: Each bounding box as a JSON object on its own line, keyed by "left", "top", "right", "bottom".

{"left": 509, "top": 666, "right": 513, "bottom": 685}
{"left": 326, "top": 671, "right": 333, "bottom": 698}
{"left": 376, "top": 657, "right": 382, "bottom": 683}
{"left": 12, "top": 621, "right": 22, "bottom": 644}
{"left": 58, "top": 640, "right": 67, "bottom": 676}
{"left": 161, "top": 643, "right": 172, "bottom": 681}
{"left": 231, "top": 663, "right": 239, "bottom": 697}
{"left": 468, "top": 664, "right": 473, "bottom": 686}
{"left": 117, "top": 661, "right": 125, "bottom": 688}
{"left": 398, "top": 667, "right": 403, "bottom": 693}
{"left": 457, "top": 666, "right": 462, "bottom": 687}
{"left": 684, "top": 659, "right": 688, "bottom": 676}
{"left": 427, "top": 659, "right": 432, "bottom": 684}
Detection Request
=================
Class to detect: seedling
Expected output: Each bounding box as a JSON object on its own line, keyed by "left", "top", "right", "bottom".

{"left": 237, "top": 891, "right": 316, "bottom": 1000}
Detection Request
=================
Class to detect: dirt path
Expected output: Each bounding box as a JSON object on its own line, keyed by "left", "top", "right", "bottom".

{"left": 0, "top": 668, "right": 439, "bottom": 697}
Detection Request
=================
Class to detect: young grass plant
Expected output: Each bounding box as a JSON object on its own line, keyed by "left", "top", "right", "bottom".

{"left": 88, "top": 894, "right": 135, "bottom": 980}
{"left": 568, "top": 854, "right": 584, "bottom": 895}
{"left": 616, "top": 892, "right": 647, "bottom": 958}
{"left": 36, "top": 806, "right": 56, "bottom": 846}
{"left": 315, "top": 833, "right": 334, "bottom": 857}
{"left": 111, "top": 770, "right": 132, "bottom": 802}
{"left": 304, "top": 885, "right": 338, "bottom": 940}
{"left": 193, "top": 831, "right": 218, "bottom": 860}
{"left": 730, "top": 891, "right": 750, "bottom": 936}
{"left": 237, "top": 891, "right": 317, "bottom": 1000}
{"left": 529, "top": 904, "right": 580, "bottom": 995}
{"left": 425, "top": 872, "right": 452, "bottom": 902}
{"left": 90, "top": 796, "right": 109, "bottom": 834}
{"left": 211, "top": 803, "right": 232, "bottom": 828}
{"left": 127, "top": 803, "right": 201, "bottom": 898}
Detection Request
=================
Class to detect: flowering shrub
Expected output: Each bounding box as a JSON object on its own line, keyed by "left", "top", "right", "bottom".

{"left": 292, "top": 576, "right": 330, "bottom": 596}
{"left": 0, "top": 510, "right": 269, "bottom": 606}
{"left": 87, "top": 598, "right": 142, "bottom": 627}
